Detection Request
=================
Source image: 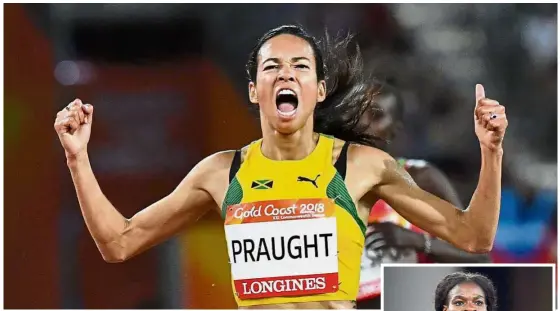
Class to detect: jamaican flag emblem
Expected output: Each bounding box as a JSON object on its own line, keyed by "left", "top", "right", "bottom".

{"left": 251, "top": 179, "right": 273, "bottom": 190}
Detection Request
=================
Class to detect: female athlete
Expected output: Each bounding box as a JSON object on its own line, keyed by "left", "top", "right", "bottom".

{"left": 434, "top": 272, "right": 498, "bottom": 311}
{"left": 54, "top": 25, "right": 508, "bottom": 309}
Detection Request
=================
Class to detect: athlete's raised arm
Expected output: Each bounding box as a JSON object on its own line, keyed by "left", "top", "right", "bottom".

{"left": 360, "top": 84, "right": 507, "bottom": 253}
{"left": 54, "top": 99, "right": 231, "bottom": 263}
{"left": 408, "top": 163, "right": 464, "bottom": 209}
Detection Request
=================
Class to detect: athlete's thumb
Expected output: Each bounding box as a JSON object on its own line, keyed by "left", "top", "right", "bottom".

{"left": 475, "top": 84, "right": 485, "bottom": 106}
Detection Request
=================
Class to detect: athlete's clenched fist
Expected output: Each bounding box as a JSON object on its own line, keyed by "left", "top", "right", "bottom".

{"left": 54, "top": 99, "right": 94, "bottom": 159}
{"left": 473, "top": 84, "right": 508, "bottom": 153}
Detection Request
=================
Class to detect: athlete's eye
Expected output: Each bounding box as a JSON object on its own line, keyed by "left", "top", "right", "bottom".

{"left": 264, "top": 65, "right": 279, "bottom": 70}
{"left": 452, "top": 301, "right": 465, "bottom": 306}
{"left": 475, "top": 300, "right": 484, "bottom": 306}
{"left": 295, "top": 64, "right": 309, "bottom": 69}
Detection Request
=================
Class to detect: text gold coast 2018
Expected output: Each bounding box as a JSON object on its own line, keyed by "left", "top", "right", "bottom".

{"left": 231, "top": 202, "right": 326, "bottom": 220}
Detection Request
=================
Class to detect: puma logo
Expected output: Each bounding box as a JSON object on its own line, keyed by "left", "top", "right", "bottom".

{"left": 297, "top": 174, "right": 321, "bottom": 188}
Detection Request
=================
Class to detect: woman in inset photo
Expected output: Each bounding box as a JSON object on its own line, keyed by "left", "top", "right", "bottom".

{"left": 434, "top": 272, "right": 498, "bottom": 311}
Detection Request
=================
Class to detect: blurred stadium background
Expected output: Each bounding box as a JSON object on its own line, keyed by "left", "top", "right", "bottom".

{"left": 383, "top": 265, "right": 554, "bottom": 311}
{"left": 4, "top": 3, "right": 557, "bottom": 309}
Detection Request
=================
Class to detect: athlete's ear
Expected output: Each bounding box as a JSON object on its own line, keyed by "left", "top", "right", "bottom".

{"left": 442, "top": 306, "right": 448, "bottom": 311}
{"left": 249, "top": 81, "right": 258, "bottom": 104}
{"left": 317, "top": 80, "right": 326, "bottom": 103}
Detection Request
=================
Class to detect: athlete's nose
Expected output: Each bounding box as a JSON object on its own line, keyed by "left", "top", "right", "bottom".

{"left": 277, "top": 65, "right": 295, "bottom": 82}
{"left": 278, "top": 74, "right": 295, "bottom": 82}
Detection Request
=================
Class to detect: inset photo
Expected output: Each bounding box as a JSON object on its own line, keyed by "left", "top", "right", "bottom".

{"left": 381, "top": 264, "right": 555, "bottom": 311}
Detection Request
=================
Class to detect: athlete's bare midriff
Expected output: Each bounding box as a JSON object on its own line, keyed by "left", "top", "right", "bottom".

{"left": 239, "top": 300, "right": 356, "bottom": 309}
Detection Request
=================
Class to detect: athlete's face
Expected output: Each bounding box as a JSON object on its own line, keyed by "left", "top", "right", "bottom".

{"left": 369, "top": 93, "right": 402, "bottom": 141}
{"left": 443, "top": 282, "right": 487, "bottom": 311}
{"left": 248, "top": 34, "right": 326, "bottom": 134}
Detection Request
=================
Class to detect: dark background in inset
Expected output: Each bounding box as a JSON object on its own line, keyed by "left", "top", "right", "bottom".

{"left": 463, "top": 266, "right": 554, "bottom": 311}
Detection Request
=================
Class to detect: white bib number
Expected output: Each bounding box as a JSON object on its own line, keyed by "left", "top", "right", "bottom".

{"left": 224, "top": 198, "right": 339, "bottom": 300}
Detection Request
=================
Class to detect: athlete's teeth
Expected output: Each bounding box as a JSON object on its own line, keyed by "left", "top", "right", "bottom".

{"left": 278, "top": 89, "right": 296, "bottom": 96}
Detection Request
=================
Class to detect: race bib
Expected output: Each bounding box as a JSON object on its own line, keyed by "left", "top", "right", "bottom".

{"left": 224, "top": 198, "right": 339, "bottom": 300}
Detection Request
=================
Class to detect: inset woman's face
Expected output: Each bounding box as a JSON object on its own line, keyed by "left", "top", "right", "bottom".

{"left": 443, "top": 282, "right": 487, "bottom": 311}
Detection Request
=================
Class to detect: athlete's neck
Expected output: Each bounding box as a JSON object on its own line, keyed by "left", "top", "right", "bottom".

{"left": 260, "top": 122, "right": 318, "bottom": 161}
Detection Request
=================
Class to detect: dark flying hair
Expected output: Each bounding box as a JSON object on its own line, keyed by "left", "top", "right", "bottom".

{"left": 434, "top": 272, "right": 498, "bottom": 311}
{"left": 245, "top": 24, "right": 384, "bottom": 147}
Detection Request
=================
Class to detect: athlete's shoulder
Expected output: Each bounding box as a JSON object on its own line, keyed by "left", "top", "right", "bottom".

{"left": 329, "top": 138, "right": 389, "bottom": 164}
{"left": 203, "top": 149, "right": 235, "bottom": 165}
{"left": 347, "top": 143, "right": 395, "bottom": 170}
{"left": 191, "top": 150, "right": 236, "bottom": 179}
{"left": 191, "top": 149, "right": 246, "bottom": 191}
{"left": 201, "top": 142, "right": 254, "bottom": 171}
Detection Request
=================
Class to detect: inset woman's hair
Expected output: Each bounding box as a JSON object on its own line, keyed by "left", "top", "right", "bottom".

{"left": 245, "top": 24, "right": 386, "bottom": 147}
{"left": 434, "top": 272, "right": 498, "bottom": 311}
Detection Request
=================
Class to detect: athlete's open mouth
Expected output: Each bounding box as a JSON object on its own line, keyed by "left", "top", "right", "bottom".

{"left": 276, "top": 89, "right": 298, "bottom": 118}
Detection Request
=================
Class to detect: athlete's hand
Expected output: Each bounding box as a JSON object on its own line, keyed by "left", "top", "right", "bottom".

{"left": 366, "top": 222, "right": 424, "bottom": 251}
{"left": 54, "top": 99, "right": 94, "bottom": 159}
{"left": 474, "top": 84, "right": 508, "bottom": 153}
